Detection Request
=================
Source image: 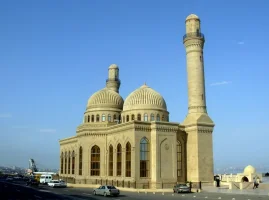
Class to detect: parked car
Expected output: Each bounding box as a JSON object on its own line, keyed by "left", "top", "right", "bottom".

{"left": 173, "top": 183, "right": 191, "bottom": 193}
{"left": 47, "top": 180, "right": 67, "bottom": 188}
{"left": 93, "top": 185, "right": 120, "bottom": 197}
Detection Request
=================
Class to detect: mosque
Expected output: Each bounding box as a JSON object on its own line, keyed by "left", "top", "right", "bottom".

{"left": 59, "top": 14, "right": 215, "bottom": 189}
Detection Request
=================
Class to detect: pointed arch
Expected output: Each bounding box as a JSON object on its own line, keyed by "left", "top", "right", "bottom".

{"left": 109, "top": 145, "right": 113, "bottom": 176}
{"left": 68, "top": 151, "right": 71, "bottom": 174}
{"left": 64, "top": 151, "right": 67, "bottom": 174}
{"left": 137, "top": 114, "right": 141, "bottom": 121}
{"left": 126, "top": 115, "right": 129, "bottom": 122}
{"left": 60, "top": 152, "right": 64, "bottom": 174}
{"left": 156, "top": 114, "right": 160, "bottom": 121}
{"left": 79, "top": 146, "right": 83, "bottom": 175}
{"left": 177, "top": 140, "right": 182, "bottom": 177}
{"left": 117, "top": 143, "right": 122, "bottom": 176}
{"left": 150, "top": 113, "right": 154, "bottom": 121}
{"left": 102, "top": 114, "right": 106, "bottom": 122}
{"left": 91, "top": 145, "right": 100, "bottom": 176}
{"left": 72, "top": 150, "right": 75, "bottom": 174}
{"left": 96, "top": 114, "right": 100, "bottom": 122}
{"left": 144, "top": 113, "right": 148, "bottom": 121}
{"left": 131, "top": 114, "right": 135, "bottom": 120}
{"left": 91, "top": 115, "right": 94, "bottom": 122}
{"left": 140, "top": 137, "right": 150, "bottom": 177}
{"left": 108, "top": 114, "right": 111, "bottom": 122}
{"left": 125, "top": 142, "right": 131, "bottom": 177}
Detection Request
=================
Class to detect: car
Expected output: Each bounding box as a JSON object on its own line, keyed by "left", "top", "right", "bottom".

{"left": 93, "top": 185, "right": 120, "bottom": 197}
{"left": 173, "top": 183, "right": 191, "bottom": 193}
{"left": 47, "top": 180, "right": 67, "bottom": 188}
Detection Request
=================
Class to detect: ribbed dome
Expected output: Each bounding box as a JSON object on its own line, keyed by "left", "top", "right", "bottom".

{"left": 87, "top": 88, "right": 124, "bottom": 110}
{"left": 123, "top": 84, "right": 167, "bottom": 111}
{"left": 186, "top": 14, "right": 199, "bottom": 20}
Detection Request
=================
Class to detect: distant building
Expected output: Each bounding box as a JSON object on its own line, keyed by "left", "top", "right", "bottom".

{"left": 59, "top": 14, "right": 215, "bottom": 189}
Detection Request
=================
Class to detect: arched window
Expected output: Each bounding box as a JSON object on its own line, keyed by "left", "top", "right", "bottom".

{"left": 72, "top": 151, "right": 75, "bottom": 174}
{"left": 126, "top": 142, "right": 131, "bottom": 177}
{"left": 68, "top": 151, "right": 71, "bottom": 174}
{"left": 162, "top": 115, "right": 165, "bottom": 121}
{"left": 61, "top": 152, "right": 63, "bottom": 174}
{"left": 91, "top": 145, "right": 100, "bottom": 176}
{"left": 144, "top": 113, "right": 148, "bottom": 121}
{"left": 108, "top": 114, "right": 111, "bottom": 122}
{"left": 137, "top": 114, "right": 141, "bottom": 121}
{"left": 150, "top": 113, "right": 154, "bottom": 121}
{"left": 140, "top": 137, "right": 149, "bottom": 177}
{"left": 64, "top": 152, "right": 67, "bottom": 174}
{"left": 102, "top": 114, "right": 106, "bottom": 122}
{"left": 131, "top": 114, "right": 135, "bottom": 120}
{"left": 117, "top": 144, "right": 122, "bottom": 176}
{"left": 109, "top": 145, "right": 113, "bottom": 176}
{"left": 126, "top": 115, "right": 129, "bottom": 122}
{"left": 91, "top": 115, "right": 94, "bottom": 122}
{"left": 156, "top": 114, "right": 160, "bottom": 121}
{"left": 96, "top": 114, "right": 100, "bottom": 122}
{"left": 177, "top": 141, "right": 182, "bottom": 177}
{"left": 79, "top": 147, "right": 83, "bottom": 175}
{"left": 113, "top": 114, "right": 117, "bottom": 121}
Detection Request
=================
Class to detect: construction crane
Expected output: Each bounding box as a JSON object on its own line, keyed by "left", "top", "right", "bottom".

{"left": 28, "top": 158, "right": 38, "bottom": 173}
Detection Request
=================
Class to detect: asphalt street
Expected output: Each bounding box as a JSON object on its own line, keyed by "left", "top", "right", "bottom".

{"left": 1, "top": 180, "right": 268, "bottom": 200}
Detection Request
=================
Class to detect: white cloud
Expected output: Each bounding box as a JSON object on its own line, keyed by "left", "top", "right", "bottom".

{"left": 237, "top": 41, "right": 244, "bottom": 45}
{"left": 0, "top": 113, "right": 12, "bottom": 118}
{"left": 210, "top": 81, "right": 232, "bottom": 86}
{"left": 39, "top": 129, "right": 56, "bottom": 133}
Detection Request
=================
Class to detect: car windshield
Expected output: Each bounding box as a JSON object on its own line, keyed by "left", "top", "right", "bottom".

{"left": 107, "top": 186, "right": 116, "bottom": 189}
{"left": 177, "top": 184, "right": 187, "bottom": 187}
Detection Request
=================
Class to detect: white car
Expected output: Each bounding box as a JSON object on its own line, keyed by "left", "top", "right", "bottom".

{"left": 93, "top": 185, "right": 120, "bottom": 197}
{"left": 47, "top": 180, "right": 67, "bottom": 188}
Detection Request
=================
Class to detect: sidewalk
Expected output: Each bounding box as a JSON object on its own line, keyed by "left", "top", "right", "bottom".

{"left": 202, "top": 185, "right": 269, "bottom": 196}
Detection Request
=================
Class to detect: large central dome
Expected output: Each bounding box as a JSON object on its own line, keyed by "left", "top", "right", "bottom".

{"left": 87, "top": 88, "right": 124, "bottom": 110}
{"left": 123, "top": 84, "right": 167, "bottom": 111}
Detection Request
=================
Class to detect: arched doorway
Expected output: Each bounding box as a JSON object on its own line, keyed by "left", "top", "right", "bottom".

{"left": 242, "top": 176, "right": 249, "bottom": 182}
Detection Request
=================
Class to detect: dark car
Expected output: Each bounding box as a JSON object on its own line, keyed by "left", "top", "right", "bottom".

{"left": 26, "top": 179, "right": 39, "bottom": 186}
{"left": 173, "top": 183, "right": 191, "bottom": 193}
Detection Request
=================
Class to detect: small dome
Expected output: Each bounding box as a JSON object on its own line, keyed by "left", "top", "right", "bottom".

{"left": 243, "top": 165, "right": 256, "bottom": 175}
{"left": 186, "top": 14, "right": 199, "bottom": 20}
{"left": 87, "top": 88, "right": 124, "bottom": 110}
{"left": 123, "top": 84, "right": 167, "bottom": 111}
{"left": 109, "top": 64, "right": 119, "bottom": 69}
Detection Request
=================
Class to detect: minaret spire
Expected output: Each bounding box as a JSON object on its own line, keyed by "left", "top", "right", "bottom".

{"left": 106, "top": 64, "right": 121, "bottom": 93}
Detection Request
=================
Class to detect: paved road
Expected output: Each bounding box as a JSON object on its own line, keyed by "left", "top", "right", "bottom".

{"left": 1, "top": 180, "right": 268, "bottom": 200}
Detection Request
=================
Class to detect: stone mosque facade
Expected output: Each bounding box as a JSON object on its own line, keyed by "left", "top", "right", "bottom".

{"left": 59, "top": 14, "right": 215, "bottom": 189}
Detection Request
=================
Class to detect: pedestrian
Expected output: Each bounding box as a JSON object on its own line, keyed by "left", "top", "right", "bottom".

{"left": 253, "top": 178, "right": 258, "bottom": 189}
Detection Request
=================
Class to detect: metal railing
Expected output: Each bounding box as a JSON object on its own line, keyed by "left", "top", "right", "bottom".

{"left": 183, "top": 32, "right": 205, "bottom": 40}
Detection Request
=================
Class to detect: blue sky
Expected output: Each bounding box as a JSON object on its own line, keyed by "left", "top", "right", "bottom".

{"left": 0, "top": 0, "right": 268, "bottom": 172}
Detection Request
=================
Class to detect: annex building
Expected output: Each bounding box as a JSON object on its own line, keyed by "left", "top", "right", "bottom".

{"left": 59, "top": 14, "right": 215, "bottom": 189}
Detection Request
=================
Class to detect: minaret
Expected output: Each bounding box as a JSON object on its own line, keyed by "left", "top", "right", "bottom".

{"left": 182, "top": 14, "right": 215, "bottom": 183}
{"left": 106, "top": 64, "right": 121, "bottom": 93}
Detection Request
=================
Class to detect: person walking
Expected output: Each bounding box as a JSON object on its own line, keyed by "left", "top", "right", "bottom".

{"left": 253, "top": 178, "right": 258, "bottom": 189}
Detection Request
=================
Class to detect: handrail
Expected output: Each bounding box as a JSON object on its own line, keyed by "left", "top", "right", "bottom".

{"left": 183, "top": 32, "right": 204, "bottom": 40}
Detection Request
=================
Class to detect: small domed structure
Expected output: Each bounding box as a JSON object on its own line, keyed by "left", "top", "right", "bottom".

{"left": 87, "top": 88, "right": 124, "bottom": 110}
{"left": 123, "top": 84, "right": 167, "bottom": 111}
{"left": 109, "top": 64, "right": 119, "bottom": 69}
{"left": 243, "top": 165, "right": 256, "bottom": 175}
{"left": 186, "top": 14, "right": 199, "bottom": 21}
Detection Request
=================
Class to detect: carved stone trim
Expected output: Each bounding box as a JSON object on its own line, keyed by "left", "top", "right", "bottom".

{"left": 134, "top": 126, "right": 151, "bottom": 132}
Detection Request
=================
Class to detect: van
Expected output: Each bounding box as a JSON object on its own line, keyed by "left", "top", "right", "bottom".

{"left": 40, "top": 175, "right": 52, "bottom": 184}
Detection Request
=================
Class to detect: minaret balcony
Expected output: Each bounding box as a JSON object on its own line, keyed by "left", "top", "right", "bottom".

{"left": 183, "top": 32, "right": 205, "bottom": 41}
{"left": 106, "top": 78, "right": 121, "bottom": 83}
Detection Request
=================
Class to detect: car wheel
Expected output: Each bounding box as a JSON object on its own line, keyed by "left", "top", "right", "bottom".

{"left": 104, "top": 192, "right": 107, "bottom": 197}
{"left": 93, "top": 191, "right": 96, "bottom": 195}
